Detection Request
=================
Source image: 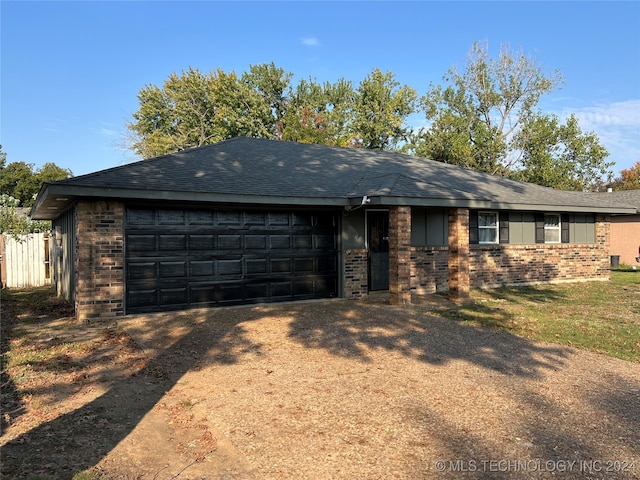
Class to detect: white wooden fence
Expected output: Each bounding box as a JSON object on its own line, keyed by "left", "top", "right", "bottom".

{"left": 0, "top": 232, "right": 51, "bottom": 288}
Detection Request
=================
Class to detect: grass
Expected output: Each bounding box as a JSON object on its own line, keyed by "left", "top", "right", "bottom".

{"left": 430, "top": 270, "right": 640, "bottom": 362}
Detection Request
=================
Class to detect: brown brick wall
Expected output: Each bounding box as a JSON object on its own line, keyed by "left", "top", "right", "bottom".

{"left": 343, "top": 248, "right": 368, "bottom": 298}
{"left": 75, "top": 200, "right": 125, "bottom": 321}
{"left": 410, "top": 214, "right": 611, "bottom": 293}
{"left": 470, "top": 216, "right": 610, "bottom": 287}
{"left": 411, "top": 247, "right": 449, "bottom": 293}
{"left": 389, "top": 206, "right": 412, "bottom": 304}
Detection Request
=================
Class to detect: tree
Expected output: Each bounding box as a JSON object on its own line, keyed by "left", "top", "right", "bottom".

{"left": 412, "top": 41, "right": 612, "bottom": 189}
{"left": 279, "top": 77, "right": 356, "bottom": 147}
{"left": 128, "top": 66, "right": 277, "bottom": 159}
{"left": 514, "top": 114, "right": 612, "bottom": 191}
{"left": 0, "top": 151, "right": 72, "bottom": 207}
{"left": 243, "top": 62, "right": 293, "bottom": 137}
{"left": 0, "top": 161, "right": 35, "bottom": 205}
{"left": 0, "top": 194, "right": 50, "bottom": 236}
{"left": 352, "top": 69, "right": 417, "bottom": 150}
{"left": 0, "top": 145, "right": 6, "bottom": 169}
{"left": 610, "top": 161, "right": 640, "bottom": 190}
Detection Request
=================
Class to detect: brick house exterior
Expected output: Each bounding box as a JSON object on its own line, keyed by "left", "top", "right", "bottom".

{"left": 32, "top": 138, "right": 635, "bottom": 321}
{"left": 604, "top": 190, "right": 640, "bottom": 266}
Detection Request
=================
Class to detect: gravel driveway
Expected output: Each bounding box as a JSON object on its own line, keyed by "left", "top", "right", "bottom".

{"left": 117, "top": 298, "right": 640, "bottom": 479}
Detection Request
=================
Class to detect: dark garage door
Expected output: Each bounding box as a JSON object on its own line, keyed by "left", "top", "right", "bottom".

{"left": 125, "top": 207, "right": 339, "bottom": 313}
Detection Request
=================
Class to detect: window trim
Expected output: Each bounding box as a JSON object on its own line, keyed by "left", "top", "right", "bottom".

{"left": 478, "top": 211, "right": 499, "bottom": 244}
{"left": 544, "top": 214, "right": 561, "bottom": 244}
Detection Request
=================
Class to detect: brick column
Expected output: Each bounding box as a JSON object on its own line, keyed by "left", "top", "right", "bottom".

{"left": 75, "top": 200, "right": 125, "bottom": 322}
{"left": 448, "top": 208, "right": 470, "bottom": 301}
{"left": 389, "top": 206, "right": 412, "bottom": 305}
{"left": 596, "top": 214, "right": 611, "bottom": 278}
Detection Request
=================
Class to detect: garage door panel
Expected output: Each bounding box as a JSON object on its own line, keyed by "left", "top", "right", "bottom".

{"left": 293, "top": 235, "right": 313, "bottom": 249}
{"left": 270, "top": 235, "right": 291, "bottom": 249}
{"left": 271, "top": 282, "right": 292, "bottom": 298}
{"left": 317, "top": 256, "right": 338, "bottom": 273}
{"left": 159, "top": 235, "right": 187, "bottom": 251}
{"left": 159, "top": 209, "right": 185, "bottom": 225}
{"left": 218, "top": 259, "right": 242, "bottom": 276}
{"left": 314, "top": 234, "right": 336, "bottom": 250}
{"left": 246, "top": 282, "right": 268, "bottom": 299}
{"left": 217, "top": 211, "right": 241, "bottom": 225}
{"left": 160, "top": 287, "right": 188, "bottom": 306}
{"left": 188, "top": 210, "right": 214, "bottom": 225}
{"left": 245, "top": 235, "right": 267, "bottom": 249}
{"left": 294, "top": 257, "right": 314, "bottom": 273}
{"left": 128, "top": 262, "right": 157, "bottom": 280}
{"left": 189, "top": 235, "right": 216, "bottom": 250}
{"left": 190, "top": 260, "right": 215, "bottom": 277}
{"left": 160, "top": 261, "right": 187, "bottom": 278}
{"left": 218, "top": 235, "right": 241, "bottom": 249}
{"left": 246, "top": 258, "right": 267, "bottom": 274}
{"left": 128, "top": 234, "right": 157, "bottom": 252}
{"left": 126, "top": 207, "right": 339, "bottom": 313}
{"left": 218, "top": 283, "right": 245, "bottom": 303}
{"left": 127, "top": 288, "right": 158, "bottom": 309}
{"left": 271, "top": 258, "right": 292, "bottom": 273}
{"left": 268, "top": 213, "right": 289, "bottom": 226}
{"left": 127, "top": 208, "right": 155, "bottom": 225}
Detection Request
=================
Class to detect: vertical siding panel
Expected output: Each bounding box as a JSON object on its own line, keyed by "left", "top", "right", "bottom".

{"left": 4, "top": 233, "right": 51, "bottom": 288}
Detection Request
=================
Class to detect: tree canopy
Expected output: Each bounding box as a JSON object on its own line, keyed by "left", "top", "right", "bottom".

{"left": 411, "top": 41, "right": 612, "bottom": 190}
{"left": 0, "top": 155, "right": 73, "bottom": 208}
{"left": 610, "top": 161, "right": 640, "bottom": 190}
{"left": 126, "top": 45, "right": 615, "bottom": 191}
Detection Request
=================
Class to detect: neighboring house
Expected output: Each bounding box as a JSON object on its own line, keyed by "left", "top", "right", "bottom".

{"left": 31, "top": 137, "right": 635, "bottom": 321}
{"left": 602, "top": 189, "right": 640, "bottom": 266}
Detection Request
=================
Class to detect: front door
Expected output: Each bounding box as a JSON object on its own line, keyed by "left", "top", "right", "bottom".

{"left": 367, "top": 210, "right": 389, "bottom": 291}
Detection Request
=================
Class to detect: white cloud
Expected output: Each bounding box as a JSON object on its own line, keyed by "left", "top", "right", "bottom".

{"left": 559, "top": 99, "right": 640, "bottom": 172}
{"left": 566, "top": 99, "right": 640, "bottom": 129}
{"left": 301, "top": 37, "right": 320, "bottom": 47}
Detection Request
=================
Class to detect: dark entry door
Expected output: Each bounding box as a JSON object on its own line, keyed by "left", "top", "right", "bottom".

{"left": 367, "top": 211, "right": 389, "bottom": 291}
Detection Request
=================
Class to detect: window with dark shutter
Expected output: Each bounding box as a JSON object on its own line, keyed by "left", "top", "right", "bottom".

{"left": 469, "top": 210, "right": 479, "bottom": 244}
{"left": 535, "top": 213, "right": 545, "bottom": 243}
{"left": 499, "top": 212, "right": 509, "bottom": 244}
{"left": 561, "top": 214, "right": 570, "bottom": 243}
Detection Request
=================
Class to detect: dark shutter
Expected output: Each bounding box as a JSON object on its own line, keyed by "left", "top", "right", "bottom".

{"left": 469, "top": 210, "right": 479, "bottom": 244}
{"left": 535, "top": 213, "right": 545, "bottom": 244}
{"left": 561, "top": 214, "right": 570, "bottom": 243}
{"left": 499, "top": 212, "right": 509, "bottom": 244}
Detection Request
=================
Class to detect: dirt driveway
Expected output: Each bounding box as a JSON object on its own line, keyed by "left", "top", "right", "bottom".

{"left": 3, "top": 298, "right": 640, "bottom": 479}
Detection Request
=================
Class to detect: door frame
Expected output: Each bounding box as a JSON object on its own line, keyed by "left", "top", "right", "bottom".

{"left": 365, "top": 209, "right": 389, "bottom": 292}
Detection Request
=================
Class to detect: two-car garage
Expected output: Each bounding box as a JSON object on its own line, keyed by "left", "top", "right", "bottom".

{"left": 125, "top": 206, "right": 340, "bottom": 314}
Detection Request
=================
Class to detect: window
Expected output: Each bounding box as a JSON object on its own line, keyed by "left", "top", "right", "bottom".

{"left": 544, "top": 214, "right": 561, "bottom": 243}
{"left": 478, "top": 212, "right": 499, "bottom": 244}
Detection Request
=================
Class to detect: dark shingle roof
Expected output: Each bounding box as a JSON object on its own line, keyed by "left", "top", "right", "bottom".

{"left": 31, "top": 137, "right": 637, "bottom": 219}
{"left": 592, "top": 189, "right": 640, "bottom": 211}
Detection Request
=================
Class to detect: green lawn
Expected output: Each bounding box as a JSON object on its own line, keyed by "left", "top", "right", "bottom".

{"left": 431, "top": 270, "right": 640, "bottom": 362}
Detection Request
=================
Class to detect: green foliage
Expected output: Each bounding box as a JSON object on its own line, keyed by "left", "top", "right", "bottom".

{"left": 412, "top": 41, "right": 612, "bottom": 190}
{"left": 0, "top": 154, "right": 72, "bottom": 207}
{"left": 279, "top": 77, "right": 356, "bottom": 146}
{"left": 514, "top": 114, "right": 612, "bottom": 190}
{"left": 127, "top": 49, "right": 613, "bottom": 191}
{"left": 352, "top": 69, "right": 418, "bottom": 150}
{"left": 128, "top": 66, "right": 283, "bottom": 158}
{"left": 0, "top": 147, "right": 68, "bottom": 235}
{"left": 0, "top": 195, "right": 51, "bottom": 236}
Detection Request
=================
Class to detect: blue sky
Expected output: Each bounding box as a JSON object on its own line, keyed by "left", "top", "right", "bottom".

{"left": 2, "top": 1, "right": 639, "bottom": 179}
